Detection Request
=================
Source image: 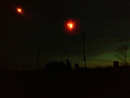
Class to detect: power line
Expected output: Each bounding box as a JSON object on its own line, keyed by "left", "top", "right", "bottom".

{"left": 39, "top": 32, "right": 130, "bottom": 64}
{"left": 71, "top": 59, "right": 84, "bottom": 62}
{"left": 86, "top": 59, "right": 113, "bottom": 62}
{"left": 86, "top": 32, "right": 130, "bottom": 38}
{"left": 64, "top": 32, "right": 130, "bottom": 49}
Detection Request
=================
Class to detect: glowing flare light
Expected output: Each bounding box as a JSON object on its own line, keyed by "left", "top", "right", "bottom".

{"left": 67, "top": 23, "right": 73, "bottom": 29}
{"left": 17, "top": 8, "right": 22, "bottom": 13}
{"left": 64, "top": 19, "right": 81, "bottom": 35}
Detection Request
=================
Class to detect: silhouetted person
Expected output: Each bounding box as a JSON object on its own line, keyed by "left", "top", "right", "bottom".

{"left": 60, "top": 60, "right": 65, "bottom": 67}
{"left": 113, "top": 61, "right": 119, "bottom": 68}
{"left": 75, "top": 63, "right": 80, "bottom": 70}
{"left": 66, "top": 59, "right": 72, "bottom": 71}
{"left": 60, "top": 60, "right": 66, "bottom": 75}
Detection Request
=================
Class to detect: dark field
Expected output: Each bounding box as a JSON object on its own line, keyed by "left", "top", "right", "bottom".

{"left": 1, "top": 67, "right": 130, "bottom": 98}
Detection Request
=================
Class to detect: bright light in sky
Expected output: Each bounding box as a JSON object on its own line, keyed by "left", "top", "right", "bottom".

{"left": 17, "top": 8, "right": 22, "bottom": 13}
{"left": 67, "top": 23, "right": 73, "bottom": 29}
{"left": 64, "top": 19, "right": 80, "bottom": 35}
{"left": 70, "top": 24, "right": 73, "bottom": 28}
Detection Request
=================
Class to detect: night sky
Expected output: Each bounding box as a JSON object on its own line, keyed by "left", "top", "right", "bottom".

{"left": 1, "top": 0, "right": 130, "bottom": 70}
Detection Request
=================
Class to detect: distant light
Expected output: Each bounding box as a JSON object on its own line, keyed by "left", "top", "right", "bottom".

{"left": 17, "top": 8, "right": 22, "bottom": 13}
{"left": 64, "top": 18, "right": 81, "bottom": 35}
{"left": 67, "top": 23, "right": 73, "bottom": 29}
{"left": 69, "top": 24, "right": 73, "bottom": 28}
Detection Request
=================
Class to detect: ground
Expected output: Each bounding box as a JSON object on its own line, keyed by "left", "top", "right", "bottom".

{"left": 0, "top": 67, "right": 130, "bottom": 98}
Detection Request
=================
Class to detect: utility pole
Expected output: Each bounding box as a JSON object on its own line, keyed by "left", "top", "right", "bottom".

{"left": 82, "top": 34, "right": 86, "bottom": 68}
{"left": 37, "top": 45, "right": 41, "bottom": 71}
{"left": 5, "top": 55, "right": 8, "bottom": 69}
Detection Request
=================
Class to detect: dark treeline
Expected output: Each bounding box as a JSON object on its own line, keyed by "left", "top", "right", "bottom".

{"left": 43, "top": 59, "right": 114, "bottom": 76}
{"left": 44, "top": 59, "right": 74, "bottom": 75}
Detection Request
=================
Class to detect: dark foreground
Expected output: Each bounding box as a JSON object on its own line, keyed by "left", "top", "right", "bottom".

{"left": 0, "top": 67, "right": 130, "bottom": 98}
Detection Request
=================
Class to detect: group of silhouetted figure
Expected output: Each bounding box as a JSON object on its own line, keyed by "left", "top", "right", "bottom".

{"left": 44, "top": 59, "right": 80, "bottom": 75}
